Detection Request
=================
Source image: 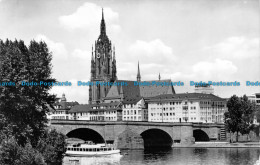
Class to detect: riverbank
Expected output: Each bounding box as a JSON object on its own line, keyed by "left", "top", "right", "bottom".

{"left": 174, "top": 142, "right": 260, "bottom": 148}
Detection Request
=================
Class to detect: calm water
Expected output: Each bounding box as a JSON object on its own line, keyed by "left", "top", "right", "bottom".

{"left": 63, "top": 148, "right": 260, "bottom": 165}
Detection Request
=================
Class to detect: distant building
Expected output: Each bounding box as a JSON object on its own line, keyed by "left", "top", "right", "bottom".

{"left": 248, "top": 93, "right": 260, "bottom": 106}
{"left": 103, "top": 80, "right": 175, "bottom": 121}
{"left": 47, "top": 94, "right": 79, "bottom": 120}
{"left": 69, "top": 102, "right": 122, "bottom": 121}
{"left": 248, "top": 93, "right": 260, "bottom": 125}
{"left": 122, "top": 98, "right": 148, "bottom": 121}
{"left": 147, "top": 93, "right": 227, "bottom": 123}
{"left": 194, "top": 84, "right": 214, "bottom": 94}
{"left": 255, "top": 93, "right": 260, "bottom": 106}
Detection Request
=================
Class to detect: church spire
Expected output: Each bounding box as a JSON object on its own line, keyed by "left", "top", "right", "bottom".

{"left": 91, "top": 45, "right": 94, "bottom": 61}
{"left": 159, "top": 73, "right": 161, "bottom": 81}
{"left": 137, "top": 61, "right": 141, "bottom": 82}
{"left": 102, "top": 8, "right": 104, "bottom": 20}
{"left": 100, "top": 8, "right": 106, "bottom": 35}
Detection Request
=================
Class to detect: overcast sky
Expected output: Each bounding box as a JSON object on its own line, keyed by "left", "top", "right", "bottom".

{"left": 0, "top": 0, "right": 259, "bottom": 103}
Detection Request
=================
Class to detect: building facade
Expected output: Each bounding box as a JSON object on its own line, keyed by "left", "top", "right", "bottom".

{"left": 69, "top": 102, "right": 122, "bottom": 121}
{"left": 122, "top": 98, "right": 148, "bottom": 121}
{"left": 147, "top": 93, "right": 227, "bottom": 123}
{"left": 47, "top": 94, "right": 79, "bottom": 120}
{"left": 248, "top": 93, "right": 260, "bottom": 106}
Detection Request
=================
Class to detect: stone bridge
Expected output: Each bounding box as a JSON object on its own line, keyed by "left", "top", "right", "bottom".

{"left": 50, "top": 120, "right": 225, "bottom": 149}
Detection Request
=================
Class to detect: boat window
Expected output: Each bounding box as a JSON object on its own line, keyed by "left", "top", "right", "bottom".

{"left": 86, "top": 148, "right": 88, "bottom": 151}
{"left": 77, "top": 148, "right": 79, "bottom": 151}
{"left": 96, "top": 149, "right": 100, "bottom": 152}
{"left": 80, "top": 148, "right": 82, "bottom": 151}
{"left": 83, "top": 148, "right": 85, "bottom": 151}
{"left": 89, "top": 149, "right": 92, "bottom": 152}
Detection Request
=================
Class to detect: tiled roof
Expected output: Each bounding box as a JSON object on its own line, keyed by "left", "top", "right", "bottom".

{"left": 139, "top": 80, "right": 175, "bottom": 97}
{"left": 104, "top": 79, "right": 175, "bottom": 103}
{"left": 69, "top": 104, "right": 91, "bottom": 113}
{"left": 54, "top": 101, "right": 79, "bottom": 110}
{"left": 146, "top": 93, "right": 225, "bottom": 102}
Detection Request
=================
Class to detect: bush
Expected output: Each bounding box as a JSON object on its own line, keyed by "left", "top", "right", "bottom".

{"left": 0, "top": 137, "right": 46, "bottom": 165}
{"left": 36, "top": 129, "right": 67, "bottom": 165}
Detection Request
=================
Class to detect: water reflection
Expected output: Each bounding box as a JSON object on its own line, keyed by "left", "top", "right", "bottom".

{"left": 63, "top": 148, "right": 260, "bottom": 165}
{"left": 63, "top": 154, "right": 122, "bottom": 165}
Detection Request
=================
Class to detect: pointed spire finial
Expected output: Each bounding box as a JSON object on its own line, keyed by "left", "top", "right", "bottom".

{"left": 102, "top": 8, "right": 104, "bottom": 20}
{"left": 137, "top": 61, "right": 141, "bottom": 82}
{"left": 100, "top": 8, "right": 106, "bottom": 35}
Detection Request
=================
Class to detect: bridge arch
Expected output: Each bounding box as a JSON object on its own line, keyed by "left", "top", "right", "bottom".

{"left": 140, "top": 129, "right": 173, "bottom": 148}
{"left": 193, "top": 129, "right": 210, "bottom": 141}
{"left": 66, "top": 128, "right": 105, "bottom": 143}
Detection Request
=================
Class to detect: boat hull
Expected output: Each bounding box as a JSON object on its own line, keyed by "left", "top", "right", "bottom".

{"left": 65, "top": 149, "right": 120, "bottom": 157}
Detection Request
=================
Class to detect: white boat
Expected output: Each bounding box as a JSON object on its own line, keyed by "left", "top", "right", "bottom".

{"left": 65, "top": 141, "right": 120, "bottom": 156}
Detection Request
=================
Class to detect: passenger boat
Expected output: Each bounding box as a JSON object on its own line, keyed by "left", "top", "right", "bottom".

{"left": 65, "top": 141, "right": 120, "bottom": 156}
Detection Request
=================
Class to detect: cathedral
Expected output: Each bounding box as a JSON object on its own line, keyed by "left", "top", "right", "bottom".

{"left": 67, "top": 9, "right": 226, "bottom": 125}
{"left": 89, "top": 9, "right": 117, "bottom": 104}
{"left": 89, "top": 9, "right": 175, "bottom": 104}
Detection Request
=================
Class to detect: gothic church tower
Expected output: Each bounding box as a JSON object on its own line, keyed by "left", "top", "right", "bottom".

{"left": 89, "top": 9, "right": 117, "bottom": 104}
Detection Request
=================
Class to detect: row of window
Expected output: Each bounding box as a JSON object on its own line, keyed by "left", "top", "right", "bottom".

{"left": 67, "top": 147, "right": 113, "bottom": 152}
{"left": 123, "top": 116, "right": 142, "bottom": 120}
{"left": 156, "top": 102, "right": 183, "bottom": 106}
{"left": 92, "top": 105, "right": 117, "bottom": 109}
{"left": 150, "top": 113, "right": 176, "bottom": 116}
{"left": 200, "top": 112, "right": 212, "bottom": 115}
{"left": 123, "top": 110, "right": 142, "bottom": 115}
{"left": 51, "top": 116, "right": 68, "bottom": 119}
{"left": 123, "top": 104, "right": 143, "bottom": 108}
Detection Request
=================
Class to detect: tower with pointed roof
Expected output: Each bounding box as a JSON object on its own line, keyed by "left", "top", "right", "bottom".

{"left": 89, "top": 9, "right": 117, "bottom": 104}
{"left": 137, "top": 61, "right": 141, "bottom": 82}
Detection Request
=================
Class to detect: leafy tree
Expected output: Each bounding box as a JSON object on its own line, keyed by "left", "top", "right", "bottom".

{"left": 224, "top": 95, "right": 243, "bottom": 142}
{"left": 36, "top": 129, "right": 67, "bottom": 165}
{"left": 239, "top": 95, "right": 256, "bottom": 139}
{"left": 224, "top": 95, "right": 256, "bottom": 142}
{"left": 0, "top": 39, "right": 66, "bottom": 165}
{"left": 0, "top": 39, "right": 56, "bottom": 146}
{"left": 0, "top": 137, "right": 46, "bottom": 165}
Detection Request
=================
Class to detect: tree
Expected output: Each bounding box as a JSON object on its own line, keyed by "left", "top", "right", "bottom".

{"left": 0, "top": 137, "right": 46, "bottom": 165}
{"left": 36, "top": 129, "right": 67, "bottom": 165}
{"left": 224, "top": 95, "right": 256, "bottom": 142}
{"left": 0, "top": 39, "right": 66, "bottom": 165}
{"left": 224, "top": 95, "right": 243, "bottom": 142}
{"left": 0, "top": 39, "right": 56, "bottom": 146}
{"left": 239, "top": 95, "right": 256, "bottom": 140}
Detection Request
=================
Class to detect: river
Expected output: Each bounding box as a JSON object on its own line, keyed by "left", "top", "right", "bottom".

{"left": 63, "top": 148, "right": 260, "bottom": 165}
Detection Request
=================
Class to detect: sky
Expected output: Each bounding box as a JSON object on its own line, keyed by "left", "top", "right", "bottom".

{"left": 0, "top": 0, "right": 259, "bottom": 103}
